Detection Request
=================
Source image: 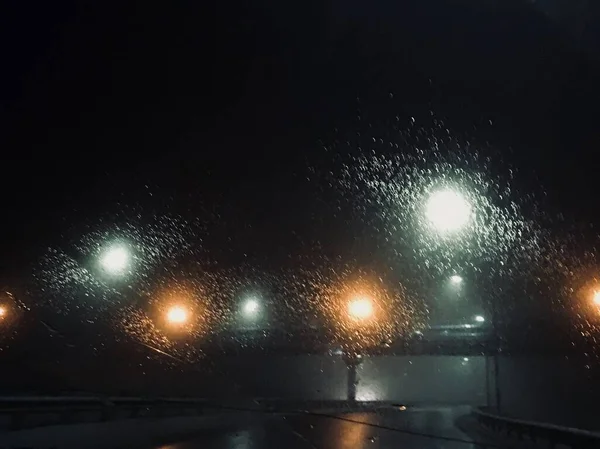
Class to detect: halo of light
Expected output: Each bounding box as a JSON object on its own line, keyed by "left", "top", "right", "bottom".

{"left": 348, "top": 297, "right": 374, "bottom": 320}
{"left": 243, "top": 298, "right": 260, "bottom": 316}
{"left": 450, "top": 275, "right": 463, "bottom": 285}
{"left": 0, "top": 306, "right": 6, "bottom": 318}
{"left": 99, "top": 245, "right": 130, "bottom": 275}
{"left": 474, "top": 315, "right": 485, "bottom": 323}
{"left": 425, "top": 189, "right": 472, "bottom": 234}
{"left": 167, "top": 306, "right": 188, "bottom": 324}
{"left": 593, "top": 291, "right": 600, "bottom": 307}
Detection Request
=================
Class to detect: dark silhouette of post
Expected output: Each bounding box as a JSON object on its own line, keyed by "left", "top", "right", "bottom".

{"left": 343, "top": 352, "right": 362, "bottom": 403}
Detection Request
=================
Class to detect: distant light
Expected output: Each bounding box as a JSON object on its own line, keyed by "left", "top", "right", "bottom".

{"left": 243, "top": 298, "right": 260, "bottom": 317}
{"left": 167, "top": 306, "right": 188, "bottom": 324}
{"left": 593, "top": 291, "right": 600, "bottom": 307}
{"left": 348, "top": 297, "right": 374, "bottom": 320}
{"left": 463, "top": 357, "right": 469, "bottom": 362}
{"left": 398, "top": 405, "right": 407, "bottom": 411}
{"left": 474, "top": 315, "right": 485, "bottom": 323}
{"left": 99, "top": 245, "right": 130, "bottom": 275}
{"left": 450, "top": 275, "right": 463, "bottom": 285}
{"left": 0, "top": 306, "right": 5, "bottom": 317}
{"left": 425, "top": 189, "right": 472, "bottom": 234}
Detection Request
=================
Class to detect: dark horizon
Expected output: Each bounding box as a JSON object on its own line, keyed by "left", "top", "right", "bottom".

{"left": 1, "top": 0, "right": 600, "bottom": 339}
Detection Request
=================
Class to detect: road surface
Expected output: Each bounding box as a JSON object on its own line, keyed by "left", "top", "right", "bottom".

{"left": 150, "top": 406, "right": 508, "bottom": 449}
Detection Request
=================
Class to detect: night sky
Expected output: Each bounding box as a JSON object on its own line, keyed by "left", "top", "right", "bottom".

{"left": 2, "top": 0, "right": 600, "bottom": 285}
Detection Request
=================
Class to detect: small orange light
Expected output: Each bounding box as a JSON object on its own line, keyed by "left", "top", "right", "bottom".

{"left": 0, "top": 306, "right": 5, "bottom": 317}
{"left": 593, "top": 291, "right": 600, "bottom": 307}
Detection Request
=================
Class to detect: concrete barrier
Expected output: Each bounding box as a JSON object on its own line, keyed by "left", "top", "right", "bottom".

{"left": 0, "top": 413, "right": 233, "bottom": 449}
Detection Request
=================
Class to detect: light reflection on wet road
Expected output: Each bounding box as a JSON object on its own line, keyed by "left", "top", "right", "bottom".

{"left": 154, "top": 407, "right": 483, "bottom": 449}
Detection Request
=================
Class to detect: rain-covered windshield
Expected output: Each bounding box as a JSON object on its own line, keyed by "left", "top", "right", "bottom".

{"left": 2, "top": 0, "right": 600, "bottom": 434}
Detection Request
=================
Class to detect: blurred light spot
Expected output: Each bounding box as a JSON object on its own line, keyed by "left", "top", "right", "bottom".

{"left": 425, "top": 189, "right": 472, "bottom": 234}
{"left": 348, "top": 297, "right": 373, "bottom": 320}
{"left": 99, "top": 245, "right": 129, "bottom": 275}
{"left": 243, "top": 298, "right": 260, "bottom": 317}
{"left": 593, "top": 291, "right": 600, "bottom": 307}
{"left": 330, "top": 347, "right": 343, "bottom": 356}
{"left": 474, "top": 315, "right": 485, "bottom": 323}
{"left": 356, "top": 382, "right": 383, "bottom": 401}
{"left": 450, "top": 275, "right": 463, "bottom": 285}
{"left": 0, "top": 306, "right": 6, "bottom": 318}
{"left": 167, "top": 306, "right": 188, "bottom": 324}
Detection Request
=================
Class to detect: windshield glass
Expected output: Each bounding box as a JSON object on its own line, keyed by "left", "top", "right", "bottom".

{"left": 2, "top": 0, "right": 600, "bottom": 437}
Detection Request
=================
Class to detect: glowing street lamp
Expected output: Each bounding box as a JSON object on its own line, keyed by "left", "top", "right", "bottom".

{"left": 593, "top": 291, "right": 600, "bottom": 307}
{"left": 348, "top": 296, "right": 374, "bottom": 321}
{"left": 242, "top": 297, "right": 260, "bottom": 318}
{"left": 450, "top": 275, "right": 463, "bottom": 285}
{"left": 166, "top": 305, "right": 188, "bottom": 325}
{"left": 99, "top": 244, "right": 130, "bottom": 275}
{"left": 425, "top": 189, "right": 473, "bottom": 234}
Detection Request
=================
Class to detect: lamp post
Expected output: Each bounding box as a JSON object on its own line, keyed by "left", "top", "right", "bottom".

{"left": 424, "top": 186, "right": 501, "bottom": 411}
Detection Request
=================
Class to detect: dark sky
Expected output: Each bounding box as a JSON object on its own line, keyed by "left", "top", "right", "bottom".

{"left": 2, "top": 0, "right": 600, "bottom": 277}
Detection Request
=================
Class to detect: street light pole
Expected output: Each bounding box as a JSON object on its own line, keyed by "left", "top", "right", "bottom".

{"left": 342, "top": 351, "right": 362, "bottom": 403}
{"left": 491, "top": 296, "right": 502, "bottom": 413}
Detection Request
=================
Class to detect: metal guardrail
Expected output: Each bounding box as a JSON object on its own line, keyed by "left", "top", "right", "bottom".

{"left": 0, "top": 396, "right": 210, "bottom": 431}
{"left": 474, "top": 407, "right": 600, "bottom": 449}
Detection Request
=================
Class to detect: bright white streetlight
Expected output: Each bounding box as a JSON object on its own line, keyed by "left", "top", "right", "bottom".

{"left": 242, "top": 297, "right": 260, "bottom": 317}
{"left": 474, "top": 315, "right": 485, "bottom": 323}
{"left": 450, "top": 275, "right": 463, "bottom": 285}
{"left": 99, "top": 245, "right": 130, "bottom": 275}
{"left": 425, "top": 189, "right": 472, "bottom": 234}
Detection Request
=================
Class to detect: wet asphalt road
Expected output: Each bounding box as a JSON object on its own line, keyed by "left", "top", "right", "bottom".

{"left": 152, "top": 406, "right": 494, "bottom": 449}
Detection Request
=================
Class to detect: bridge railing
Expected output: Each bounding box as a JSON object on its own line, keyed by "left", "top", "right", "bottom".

{"left": 0, "top": 396, "right": 209, "bottom": 431}
{"left": 474, "top": 407, "right": 600, "bottom": 448}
